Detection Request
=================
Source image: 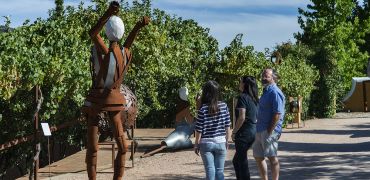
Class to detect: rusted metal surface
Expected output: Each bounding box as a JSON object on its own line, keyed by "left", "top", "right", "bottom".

{"left": 83, "top": 2, "right": 149, "bottom": 178}
{"left": 121, "top": 85, "right": 138, "bottom": 129}
{"left": 131, "top": 126, "right": 135, "bottom": 167}
{"left": 95, "top": 85, "right": 138, "bottom": 142}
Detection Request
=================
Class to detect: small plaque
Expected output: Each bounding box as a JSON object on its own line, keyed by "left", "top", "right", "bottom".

{"left": 41, "top": 123, "right": 52, "bottom": 136}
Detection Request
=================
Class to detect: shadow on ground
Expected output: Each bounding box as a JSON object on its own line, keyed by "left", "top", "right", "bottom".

{"left": 280, "top": 141, "right": 370, "bottom": 153}
{"left": 284, "top": 128, "right": 370, "bottom": 138}
{"left": 278, "top": 153, "right": 370, "bottom": 179}
{"left": 134, "top": 136, "right": 370, "bottom": 180}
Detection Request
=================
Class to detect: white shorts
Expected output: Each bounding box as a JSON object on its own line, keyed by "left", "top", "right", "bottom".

{"left": 253, "top": 130, "right": 280, "bottom": 157}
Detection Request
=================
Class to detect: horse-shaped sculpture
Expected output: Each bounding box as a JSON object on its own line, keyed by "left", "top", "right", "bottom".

{"left": 97, "top": 84, "right": 138, "bottom": 142}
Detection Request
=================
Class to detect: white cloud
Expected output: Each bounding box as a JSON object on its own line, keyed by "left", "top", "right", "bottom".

{"left": 0, "top": 0, "right": 54, "bottom": 14}
{"left": 203, "top": 14, "right": 300, "bottom": 51}
{"left": 0, "top": 0, "right": 54, "bottom": 26}
{"left": 0, "top": 0, "right": 92, "bottom": 27}
{"left": 1, "top": 0, "right": 306, "bottom": 51}
{"left": 153, "top": 0, "right": 309, "bottom": 9}
{"left": 157, "top": 6, "right": 302, "bottom": 51}
{"left": 150, "top": 0, "right": 311, "bottom": 51}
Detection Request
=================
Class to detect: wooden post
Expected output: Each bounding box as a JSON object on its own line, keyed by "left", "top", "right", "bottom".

{"left": 112, "top": 143, "right": 115, "bottom": 168}
{"left": 131, "top": 126, "right": 134, "bottom": 167}
{"left": 140, "top": 146, "right": 167, "bottom": 158}
{"left": 289, "top": 96, "right": 303, "bottom": 128}
{"left": 295, "top": 96, "right": 303, "bottom": 127}
{"left": 47, "top": 137, "right": 51, "bottom": 178}
{"left": 363, "top": 81, "right": 369, "bottom": 112}
{"left": 34, "top": 86, "right": 39, "bottom": 180}
{"left": 232, "top": 97, "right": 236, "bottom": 129}
{"left": 98, "top": 142, "right": 115, "bottom": 167}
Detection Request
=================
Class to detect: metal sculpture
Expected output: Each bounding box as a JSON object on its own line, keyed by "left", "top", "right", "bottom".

{"left": 81, "top": 1, "right": 149, "bottom": 179}
{"left": 97, "top": 84, "right": 138, "bottom": 142}
{"left": 141, "top": 87, "right": 198, "bottom": 158}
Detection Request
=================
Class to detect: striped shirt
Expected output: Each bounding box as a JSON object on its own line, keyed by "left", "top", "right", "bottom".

{"left": 195, "top": 102, "right": 231, "bottom": 140}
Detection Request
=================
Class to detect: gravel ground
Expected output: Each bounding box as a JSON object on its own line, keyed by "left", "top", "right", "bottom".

{"left": 33, "top": 112, "right": 370, "bottom": 180}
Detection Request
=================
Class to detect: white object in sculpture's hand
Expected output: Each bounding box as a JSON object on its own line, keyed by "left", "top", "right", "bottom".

{"left": 105, "top": 16, "right": 125, "bottom": 42}
{"left": 179, "top": 87, "right": 189, "bottom": 101}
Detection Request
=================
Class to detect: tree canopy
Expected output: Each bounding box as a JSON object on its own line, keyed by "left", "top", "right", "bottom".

{"left": 296, "top": 0, "right": 370, "bottom": 117}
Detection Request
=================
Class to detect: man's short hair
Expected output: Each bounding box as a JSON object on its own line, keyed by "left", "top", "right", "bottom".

{"left": 264, "top": 68, "right": 279, "bottom": 83}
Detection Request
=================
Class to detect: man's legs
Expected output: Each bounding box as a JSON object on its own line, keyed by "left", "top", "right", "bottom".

{"left": 254, "top": 156, "right": 279, "bottom": 180}
{"left": 266, "top": 130, "right": 280, "bottom": 180}
{"left": 268, "top": 156, "right": 279, "bottom": 180}
{"left": 253, "top": 131, "right": 268, "bottom": 180}
{"left": 254, "top": 157, "right": 268, "bottom": 180}
{"left": 254, "top": 130, "right": 280, "bottom": 180}
{"left": 86, "top": 115, "right": 99, "bottom": 180}
{"left": 109, "top": 111, "right": 128, "bottom": 180}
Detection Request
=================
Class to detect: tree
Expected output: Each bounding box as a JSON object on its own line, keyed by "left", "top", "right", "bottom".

{"left": 354, "top": 0, "right": 370, "bottom": 57}
{"left": 296, "top": 0, "right": 369, "bottom": 117}
{"left": 215, "top": 34, "right": 268, "bottom": 102}
{"left": 54, "top": 0, "right": 64, "bottom": 18}
{"left": 274, "top": 42, "right": 319, "bottom": 119}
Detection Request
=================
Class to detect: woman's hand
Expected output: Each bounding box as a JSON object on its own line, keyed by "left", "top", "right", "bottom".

{"left": 194, "top": 145, "right": 200, "bottom": 156}
{"left": 194, "top": 132, "right": 201, "bottom": 156}
{"left": 231, "top": 132, "right": 236, "bottom": 142}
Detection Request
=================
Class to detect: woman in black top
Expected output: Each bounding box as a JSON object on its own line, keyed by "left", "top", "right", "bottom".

{"left": 232, "top": 76, "right": 259, "bottom": 180}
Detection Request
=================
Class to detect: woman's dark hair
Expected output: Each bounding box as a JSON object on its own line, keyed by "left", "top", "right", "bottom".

{"left": 201, "top": 80, "right": 220, "bottom": 114}
{"left": 241, "top": 76, "right": 259, "bottom": 104}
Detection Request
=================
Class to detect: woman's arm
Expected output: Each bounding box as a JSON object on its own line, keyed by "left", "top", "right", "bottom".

{"left": 194, "top": 108, "right": 204, "bottom": 156}
{"left": 194, "top": 131, "right": 201, "bottom": 156}
{"left": 225, "top": 126, "right": 231, "bottom": 149}
{"left": 232, "top": 108, "right": 246, "bottom": 140}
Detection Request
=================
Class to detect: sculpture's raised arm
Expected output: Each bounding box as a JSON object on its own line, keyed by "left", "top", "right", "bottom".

{"left": 89, "top": 1, "right": 120, "bottom": 55}
{"left": 123, "top": 16, "right": 150, "bottom": 49}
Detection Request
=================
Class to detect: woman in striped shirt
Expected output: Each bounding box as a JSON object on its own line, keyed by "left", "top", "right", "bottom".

{"left": 194, "top": 80, "right": 231, "bottom": 180}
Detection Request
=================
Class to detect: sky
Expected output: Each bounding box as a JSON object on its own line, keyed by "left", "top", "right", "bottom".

{"left": 0, "top": 0, "right": 310, "bottom": 52}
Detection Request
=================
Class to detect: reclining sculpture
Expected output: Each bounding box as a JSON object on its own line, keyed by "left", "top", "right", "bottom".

{"left": 141, "top": 87, "right": 199, "bottom": 158}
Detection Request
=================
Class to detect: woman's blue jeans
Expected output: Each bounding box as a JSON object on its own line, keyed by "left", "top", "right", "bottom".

{"left": 200, "top": 142, "right": 227, "bottom": 180}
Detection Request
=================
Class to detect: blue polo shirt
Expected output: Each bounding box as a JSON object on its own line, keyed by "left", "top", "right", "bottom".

{"left": 257, "top": 83, "right": 285, "bottom": 133}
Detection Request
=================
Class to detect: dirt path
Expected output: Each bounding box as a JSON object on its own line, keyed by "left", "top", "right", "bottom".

{"left": 26, "top": 113, "right": 370, "bottom": 179}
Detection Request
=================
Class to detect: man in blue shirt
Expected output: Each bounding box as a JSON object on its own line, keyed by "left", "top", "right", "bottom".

{"left": 253, "top": 68, "right": 285, "bottom": 180}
